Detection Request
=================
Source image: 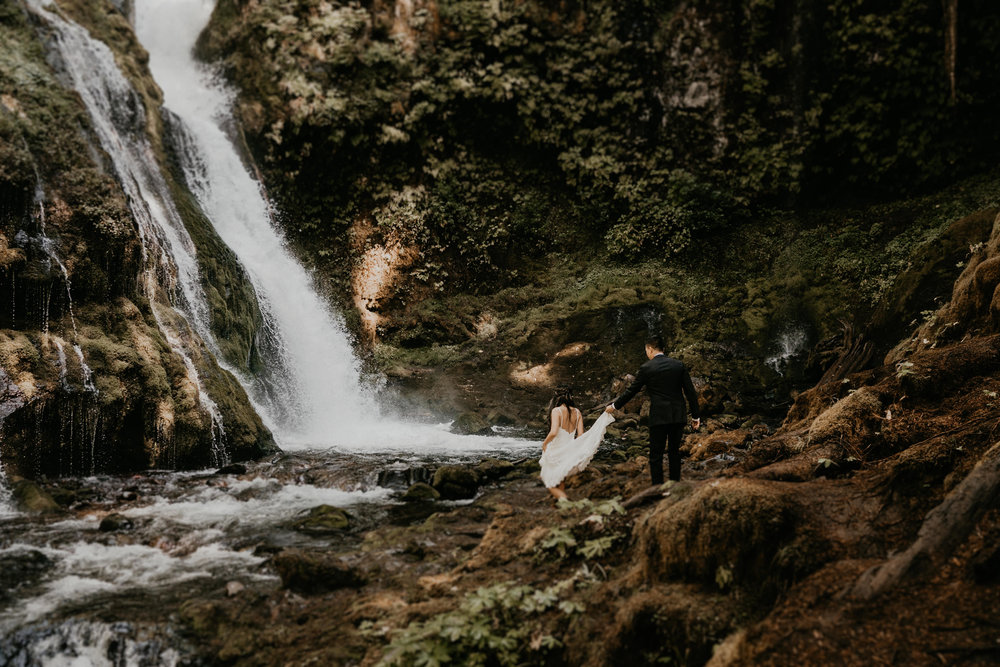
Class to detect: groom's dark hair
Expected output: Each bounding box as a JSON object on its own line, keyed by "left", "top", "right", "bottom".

{"left": 646, "top": 334, "right": 666, "bottom": 351}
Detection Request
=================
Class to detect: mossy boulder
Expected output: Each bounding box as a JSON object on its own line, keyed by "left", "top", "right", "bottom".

{"left": 635, "top": 479, "right": 803, "bottom": 595}
{"left": 432, "top": 465, "right": 482, "bottom": 500}
{"left": 272, "top": 549, "right": 365, "bottom": 594}
{"left": 11, "top": 480, "right": 61, "bottom": 514}
{"left": 291, "top": 505, "right": 350, "bottom": 534}
{"left": 475, "top": 458, "right": 515, "bottom": 481}
{"left": 402, "top": 482, "right": 440, "bottom": 502}
{"left": 450, "top": 412, "right": 491, "bottom": 435}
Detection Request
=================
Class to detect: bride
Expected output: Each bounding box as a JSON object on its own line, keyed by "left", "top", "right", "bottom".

{"left": 539, "top": 388, "right": 615, "bottom": 500}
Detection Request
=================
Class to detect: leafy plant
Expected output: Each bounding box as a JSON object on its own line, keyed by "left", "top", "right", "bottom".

{"left": 376, "top": 580, "right": 584, "bottom": 666}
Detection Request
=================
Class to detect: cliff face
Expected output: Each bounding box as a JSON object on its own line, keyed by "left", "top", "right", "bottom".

{"left": 191, "top": 0, "right": 1000, "bottom": 424}
{"left": 0, "top": 1, "right": 275, "bottom": 477}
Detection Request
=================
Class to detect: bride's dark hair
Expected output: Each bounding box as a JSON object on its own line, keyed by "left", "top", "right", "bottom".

{"left": 548, "top": 387, "right": 576, "bottom": 413}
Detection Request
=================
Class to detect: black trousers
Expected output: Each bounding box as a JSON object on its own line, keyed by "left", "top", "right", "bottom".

{"left": 649, "top": 423, "right": 685, "bottom": 484}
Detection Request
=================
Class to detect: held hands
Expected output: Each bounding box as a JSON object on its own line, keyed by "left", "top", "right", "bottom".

{"left": 691, "top": 417, "right": 701, "bottom": 431}
{"left": 604, "top": 404, "right": 616, "bottom": 414}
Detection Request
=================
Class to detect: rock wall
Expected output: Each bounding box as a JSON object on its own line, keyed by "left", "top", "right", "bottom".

{"left": 0, "top": 1, "right": 275, "bottom": 477}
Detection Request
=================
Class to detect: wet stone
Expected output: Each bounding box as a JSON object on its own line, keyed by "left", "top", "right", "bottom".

{"left": 402, "top": 482, "right": 440, "bottom": 502}
{"left": 475, "top": 458, "right": 515, "bottom": 481}
{"left": 99, "top": 513, "right": 134, "bottom": 532}
{"left": 432, "top": 465, "right": 482, "bottom": 500}
{"left": 0, "top": 549, "right": 52, "bottom": 601}
{"left": 272, "top": 549, "right": 365, "bottom": 594}
{"left": 214, "top": 463, "right": 247, "bottom": 476}
{"left": 450, "top": 411, "right": 491, "bottom": 435}
{"left": 11, "top": 480, "right": 61, "bottom": 514}
{"left": 291, "top": 505, "right": 350, "bottom": 534}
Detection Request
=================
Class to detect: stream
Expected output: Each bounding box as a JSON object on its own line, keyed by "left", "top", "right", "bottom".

{"left": 0, "top": 432, "right": 539, "bottom": 665}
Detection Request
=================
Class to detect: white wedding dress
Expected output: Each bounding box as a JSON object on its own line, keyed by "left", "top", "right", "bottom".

{"left": 539, "top": 411, "right": 616, "bottom": 488}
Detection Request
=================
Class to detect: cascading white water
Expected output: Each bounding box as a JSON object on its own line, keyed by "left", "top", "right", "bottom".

{"left": 133, "top": 0, "right": 531, "bottom": 452}
{"left": 27, "top": 0, "right": 229, "bottom": 458}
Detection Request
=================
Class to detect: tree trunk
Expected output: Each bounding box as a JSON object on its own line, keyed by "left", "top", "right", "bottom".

{"left": 943, "top": 0, "right": 959, "bottom": 103}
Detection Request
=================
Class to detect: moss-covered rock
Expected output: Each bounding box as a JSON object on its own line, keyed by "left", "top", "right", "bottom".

{"left": 291, "top": 505, "right": 351, "bottom": 534}
{"left": 402, "top": 482, "right": 440, "bottom": 502}
{"left": 272, "top": 549, "right": 365, "bottom": 594}
{"left": 450, "top": 411, "right": 490, "bottom": 435}
{"left": 11, "top": 479, "right": 61, "bottom": 514}
{"left": 432, "top": 465, "right": 482, "bottom": 500}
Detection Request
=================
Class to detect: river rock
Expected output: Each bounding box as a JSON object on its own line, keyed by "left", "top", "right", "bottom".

{"left": 402, "top": 482, "right": 440, "bottom": 502}
{"left": 450, "top": 411, "right": 491, "bottom": 435}
{"left": 432, "top": 465, "right": 482, "bottom": 500}
{"left": 486, "top": 410, "right": 516, "bottom": 426}
{"left": 0, "top": 549, "right": 52, "bottom": 601}
{"left": 99, "top": 513, "right": 135, "bottom": 532}
{"left": 11, "top": 480, "right": 61, "bottom": 514}
{"left": 214, "top": 463, "right": 247, "bottom": 475}
{"left": 272, "top": 549, "right": 365, "bottom": 593}
{"left": 475, "top": 458, "right": 515, "bottom": 481}
{"left": 292, "top": 505, "right": 350, "bottom": 534}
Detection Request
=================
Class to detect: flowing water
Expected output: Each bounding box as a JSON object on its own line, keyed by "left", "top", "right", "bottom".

{"left": 2, "top": 2, "right": 540, "bottom": 662}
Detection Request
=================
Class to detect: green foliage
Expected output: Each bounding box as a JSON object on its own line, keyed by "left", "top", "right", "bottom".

{"left": 376, "top": 580, "right": 583, "bottom": 666}
{"left": 206, "top": 0, "right": 1000, "bottom": 293}
{"left": 536, "top": 496, "right": 627, "bottom": 563}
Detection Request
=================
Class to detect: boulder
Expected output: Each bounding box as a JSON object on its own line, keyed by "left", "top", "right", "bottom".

{"left": 99, "top": 513, "right": 135, "bottom": 532}
{"left": 11, "top": 480, "right": 61, "bottom": 514}
{"left": 432, "top": 465, "right": 482, "bottom": 500}
{"left": 291, "top": 505, "right": 350, "bottom": 534}
{"left": 450, "top": 411, "right": 491, "bottom": 435}
{"left": 272, "top": 549, "right": 365, "bottom": 593}
{"left": 214, "top": 463, "right": 247, "bottom": 475}
{"left": 486, "top": 410, "right": 516, "bottom": 426}
{"left": 475, "top": 458, "right": 515, "bottom": 481}
{"left": 402, "top": 482, "right": 440, "bottom": 502}
{"left": 0, "top": 549, "right": 52, "bottom": 601}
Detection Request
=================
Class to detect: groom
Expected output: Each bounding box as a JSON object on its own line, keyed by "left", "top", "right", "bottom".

{"left": 606, "top": 334, "right": 701, "bottom": 484}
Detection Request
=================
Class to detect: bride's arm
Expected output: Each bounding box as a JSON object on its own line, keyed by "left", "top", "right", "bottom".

{"left": 575, "top": 409, "right": 584, "bottom": 437}
{"left": 541, "top": 409, "right": 560, "bottom": 451}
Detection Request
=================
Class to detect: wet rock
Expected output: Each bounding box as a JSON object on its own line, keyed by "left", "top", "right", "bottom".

{"left": 516, "top": 459, "right": 541, "bottom": 474}
{"left": 474, "top": 458, "right": 515, "bottom": 481}
{"left": 11, "top": 480, "right": 61, "bottom": 514}
{"left": 214, "top": 464, "right": 247, "bottom": 475}
{"left": 626, "top": 446, "right": 646, "bottom": 459}
{"left": 486, "top": 410, "right": 516, "bottom": 426}
{"left": 402, "top": 482, "right": 440, "bottom": 502}
{"left": 225, "top": 581, "right": 245, "bottom": 597}
{"left": 272, "top": 549, "right": 365, "bottom": 593}
{"left": 0, "top": 549, "right": 52, "bottom": 600}
{"left": 432, "top": 465, "right": 482, "bottom": 500}
{"left": 450, "top": 411, "right": 491, "bottom": 435}
{"left": 687, "top": 430, "right": 751, "bottom": 463}
{"left": 291, "top": 505, "right": 350, "bottom": 534}
{"left": 99, "top": 513, "right": 135, "bottom": 532}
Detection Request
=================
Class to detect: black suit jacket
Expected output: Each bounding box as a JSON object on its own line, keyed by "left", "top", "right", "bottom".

{"left": 612, "top": 355, "right": 700, "bottom": 425}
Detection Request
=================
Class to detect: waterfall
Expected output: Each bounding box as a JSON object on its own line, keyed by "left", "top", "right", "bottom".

{"left": 132, "top": 0, "right": 538, "bottom": 453}
{"left": 27, "top": 0, "right": 228, "bottom": 458}
{"left": 765, "top": 327, "right": 809, "bottom": 376}
{"left": 134, "top": 0, "right": 381, "bottom": 448}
